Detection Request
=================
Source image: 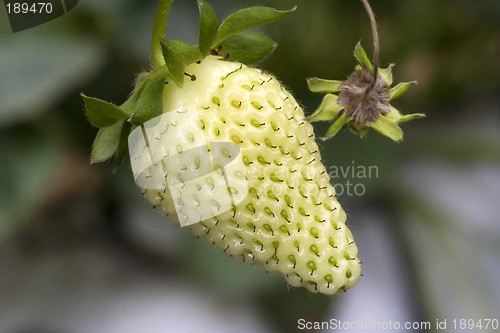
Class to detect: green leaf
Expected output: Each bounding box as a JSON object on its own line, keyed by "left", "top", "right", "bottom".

{"left": 379, "top": 64, "right": 394, "bottom": 86}
{"left": 198, "top": 0, "right": 219, "bottom": 56}
{"left": 161, "top": 40, "right": 202, "bottom": 86}
{"left": 219, "top": 32, "right": 276, "bottom": 64}
{"left": 390, "top": 81, "right": 417, "bottom": 100}
{"left": 212, "top": 6, "right": 296, "bottom": 48}
{"left": 82, "top": 94, "right": 130, "bottom": 128}
{"left": 371, "top": 114, "right": 403, "bottom": 142}
{"left": 354, "top": 42, "right": 372, "bottom": 70}
{"left": 130, "top": 74, "right": 166, "bottom": 125}
{"left": 307, "top": 94, "right": 343, "bottom": 122}
{"left": 399, "top": 113, "right": 426, "bottom": 123}
{"left": 91, "top": 121, "right": 124, "bottom": 163}
{"left": 307, "top": 78, "right": 342, "bottom": 94}
{"left": 323, "top": 113, "right": 350, "bottom": 140}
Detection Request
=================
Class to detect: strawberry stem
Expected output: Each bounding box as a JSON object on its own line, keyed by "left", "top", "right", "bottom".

{"left": 360, "top": 0, "right": 379, "bottom": 85}
{"left": 151, "top": 0, "right": 173, "bottom": 69}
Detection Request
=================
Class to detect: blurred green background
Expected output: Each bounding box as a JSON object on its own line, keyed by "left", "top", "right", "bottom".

{"left": 1, "top": 1, "right": 499, "bottom": 332}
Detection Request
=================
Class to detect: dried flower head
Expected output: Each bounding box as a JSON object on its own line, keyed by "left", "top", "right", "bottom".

{"left": 306, "top": 43, "right": 424, "bottom": 142}
{"left": 337, "top": 67, "right": 391, "bottom": 125}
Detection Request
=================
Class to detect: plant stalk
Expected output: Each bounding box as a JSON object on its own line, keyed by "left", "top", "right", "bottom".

{"left": 151, "top": 0, "right": 173, "bottom": 69}
{"left": 360, "top": 0, "right": 380, "bottom": 83}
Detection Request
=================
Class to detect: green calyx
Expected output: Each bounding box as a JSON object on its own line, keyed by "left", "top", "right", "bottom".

{"left": 307, "top": 42, "right": 425, "bottom": 142}
{"left": 83, "top": 0, "right": 295, "bottom": 165}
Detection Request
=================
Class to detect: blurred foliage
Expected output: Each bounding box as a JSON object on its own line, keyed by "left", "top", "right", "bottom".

{"left": 1, "top": 0, "right": 499, "bottom": 332}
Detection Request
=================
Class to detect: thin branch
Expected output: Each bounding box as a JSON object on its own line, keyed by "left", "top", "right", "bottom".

{"left": 360, "top": 0, "right": 379, "bottom": 82}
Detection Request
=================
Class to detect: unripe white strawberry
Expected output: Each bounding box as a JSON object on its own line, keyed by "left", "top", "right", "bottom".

{"left": 136, "top": 56, "right": 361, "bottom": 294}
{"left": 83, "top": 0, "right": 363, "bottom": 294}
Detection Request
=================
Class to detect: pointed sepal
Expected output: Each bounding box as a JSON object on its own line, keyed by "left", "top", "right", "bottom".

{"left": 307, "top": 78, "right": 342, "bottom": 94}
{"left": 370, "top": 115, "right": 403, "bottom": 142}
{"left": 399, "top": 113, "right": 426, "bottom": 123}
{"left": 198, "top": 0, "right": 219, "bottom": 56}
{"left": 219, "top": 32, "right": 276, "bottom": 64}
{"left": 212, "top": 6, "right": 296, "bottom": 48}
{"left": 114, "top": 121, "right": 133, "bottom": 170}
{"left": 82, "top": 94, "right": 130, "bottom": 128}
{"left": 161, "top": 40, "right": 202, "bottom": 86}
{"left": 378, "top": 64, "right": 394, "bottom": 86}
{"left": 354, "top": 42, "right": 373, "bottom": 70}
{"left": 389, "top": 81, "right": 417, "bottom": 100}
{"left": 90, "top": 121, "right": 124, "bottom": 163}
{"left": 348, "top": 123, "right": 370, "bottom": 138}
{"left": 130, "top": 72, "right": 167, "bottom": 125}
{"left": 307, "top": 94, "right": 343, "bottom": 122}
{"left": 322, "top": 113, "right": 351, "bottom": 140}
